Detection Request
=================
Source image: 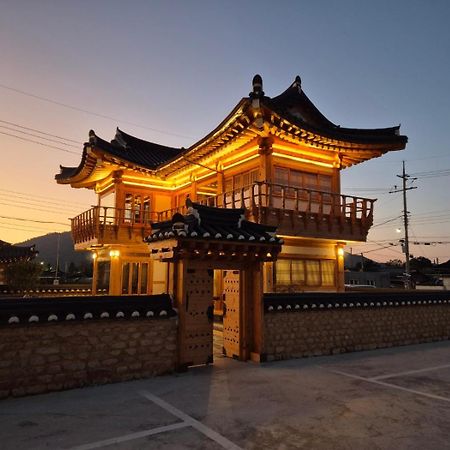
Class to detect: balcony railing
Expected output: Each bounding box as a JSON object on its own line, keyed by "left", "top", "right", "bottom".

{"left": 158, "top": 182, "right": 376, "bottom": 240}
{"left": 71, "top": 206, "right": 157, "bottom": 246}
{"left": 72, "top": 182, "right": 376, "bottom": 245}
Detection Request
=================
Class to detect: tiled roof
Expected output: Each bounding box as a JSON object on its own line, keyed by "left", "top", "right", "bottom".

{"left": 0, "top": 241, "right": 37, "bottom": 264}
{"left": 93, "top": 128, "right": 183, "bottom": 169}
{"left": 145, "top": 200, "right": 283, "bottom": 245}
{"left": 262, "top": 76, "right": 407, "bottom": 145}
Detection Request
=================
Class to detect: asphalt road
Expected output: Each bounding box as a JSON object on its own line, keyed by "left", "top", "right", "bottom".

{"left": 3, "top": 340, "right": 450, "bottom": 449}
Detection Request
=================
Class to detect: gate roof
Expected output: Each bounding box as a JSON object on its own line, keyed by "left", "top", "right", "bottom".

{"left": 145, "top": 200, "right": 282, "bottom": 262}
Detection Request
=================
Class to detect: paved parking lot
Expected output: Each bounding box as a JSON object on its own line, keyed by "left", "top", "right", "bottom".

{"left": 3, "top": 341, "right": 450, "bottom": 449}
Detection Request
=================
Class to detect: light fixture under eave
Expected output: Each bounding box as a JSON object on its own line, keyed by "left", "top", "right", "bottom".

{"left": 272, "top": 152, "right": 334, "bottom": 168}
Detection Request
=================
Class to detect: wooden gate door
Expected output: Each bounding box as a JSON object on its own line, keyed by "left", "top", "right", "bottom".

{"left": 222, "top": 269, "right": 241, "bottom": 359}
{"left": 179, "top": 265, "right": 214, "bottom": 368}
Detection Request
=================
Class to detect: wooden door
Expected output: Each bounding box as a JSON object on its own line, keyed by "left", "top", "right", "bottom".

{"left": 179, "top": 266, "right": 214, "bottom": 367}
{"left": 222, "top": 270, "right": 241, "bottom": 359}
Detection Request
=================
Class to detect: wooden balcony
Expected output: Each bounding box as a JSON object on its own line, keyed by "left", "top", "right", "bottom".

{"left": 72, "top": 183, "right": 375, "bottom": 249}
{"left": 71, "top": 206, "right": 155, "bottom": 249}
{"left": 157, "top": 182, "right": 375, "bottom": 242}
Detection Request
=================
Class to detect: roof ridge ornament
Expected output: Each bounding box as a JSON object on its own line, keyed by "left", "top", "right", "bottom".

{"left": 292, "top": 75, "right": 302, "bottom": 93}
{"left": 250, "top": 74, "right": 264, "bottom": 99}
{"left": 88, "top": 129, "right": 97, "bottom": 144}
{"left": 113, "top": 128, "right": 128, "bottom": 149}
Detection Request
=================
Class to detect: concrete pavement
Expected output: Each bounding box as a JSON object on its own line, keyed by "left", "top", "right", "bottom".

{"left": 2, "top": 340, "right": 450, "bottom": 449}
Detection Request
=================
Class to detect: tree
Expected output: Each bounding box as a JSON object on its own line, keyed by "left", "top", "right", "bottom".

{"left": 385, "top": 259, "right": 404, "bottom": 268}
{"left": 5, "top": 261, "right": 42, "bottom": 291}
{"left": 410, "top": 256, "right": 433, "bottom": 271}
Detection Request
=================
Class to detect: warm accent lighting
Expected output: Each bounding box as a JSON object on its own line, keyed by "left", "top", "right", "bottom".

{"left": 272, "top": 152, "right": 334, "bottom": 168}
{"left": 109, "top": 249, "right": 120, "bottom": 258}
{"left": 337, "top": 247, "right": 344, "bottom": 257}
{"left": 222, "top": 154, "right": 259, "bottom": 171}
{"left": 91, "top": 253, "right": 97, "bottom": 260}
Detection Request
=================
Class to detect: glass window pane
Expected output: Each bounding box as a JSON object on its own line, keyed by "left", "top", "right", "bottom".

{"left": 140, "top": 263, "right": 148, "bottom": 294}
{"left": 321, "top": 260, "right": 335, "bottom": 287}
{"left": 124, "top": 193, "right": 133, "bottom": 222}
{"left": 97, "top": 261, "right": 110, "bottom": 292}
{"left": 122, "top": 263, "right": 130, "bottom": 294}
{"left": 275, "top": 260, "right": 291, "bottom": 285}
{"left": 274, "top": 167, "right": 289, "bottom": 185}
{"left": 143, "top": 196, "right": 151, "bottom": 223}
{"left": 291, "top": 260, "right": 305, "bottom": 284}
{"left": 318, "top": 175, "right": 332, "bottom": 192}
{"left": 133, "top": 195, "right": 142, "bottom": 222}
{"left": 290, "top": 170, "right": 303, "bottom": 188}
{"left": 305, "top": 260, "right": 321, "bottom": 286}
{"left": 131, "top": 263, "right": 139, "bottom": 294}
{"left": 303, "top": 173, "right": 317, "bottom": 190}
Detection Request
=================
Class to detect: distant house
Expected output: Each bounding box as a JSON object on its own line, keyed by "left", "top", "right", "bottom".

{"left": 344, "top": 270, "right": 391, "bottom": 288}
{"left": 0, "top": 240, "right": 37, "bottom": 285}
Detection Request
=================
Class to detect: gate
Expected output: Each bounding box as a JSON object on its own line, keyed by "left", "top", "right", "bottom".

{"left": 222, "top": 270, "right": 241, "bottom": 359}
{"left": 178, "top": 265, "right": 214, "bottom": 367}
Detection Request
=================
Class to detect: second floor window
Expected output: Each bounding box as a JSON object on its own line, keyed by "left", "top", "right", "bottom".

{"left": 124, "top": 194, "right": 151, "bottom": 224}
{"left": 274, "top": 167, "right": 332, "bottom": 193}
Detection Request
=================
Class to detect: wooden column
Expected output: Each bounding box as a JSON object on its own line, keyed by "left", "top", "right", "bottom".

{"left": 91, "top": 253, "right": 98, "bottom": 295}
{"left": 108, "top": 252, "right": 122, "bottom": 295}
{"left": 335, "top": 245, "right": 345, "bottom": 292}
{"left": 258, "top": 137, "right": 274, "bottom": 183}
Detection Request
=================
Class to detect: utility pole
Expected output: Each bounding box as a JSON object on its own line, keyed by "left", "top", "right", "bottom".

{"left": 389, "top": 161, "right": 417, "bottom": 289}
{"left": 54, "top": 233, "right": 61, "bottom": 285}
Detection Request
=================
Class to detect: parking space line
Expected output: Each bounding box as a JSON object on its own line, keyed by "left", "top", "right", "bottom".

{"left": 328, "top": 368, "right": 450, "bottom": 403}
{"left": 140, "top": 390, "right": 243, "bottom": 450}
{"left": 370, "top": 363, "right": 450, "bottom": 381}
{"left": 69, "top": 422, "right": 189, "bottom": 450}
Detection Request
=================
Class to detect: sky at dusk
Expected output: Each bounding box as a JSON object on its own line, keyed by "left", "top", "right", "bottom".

{"left": 1, "top": 0, "right": 450, "bottom": 263}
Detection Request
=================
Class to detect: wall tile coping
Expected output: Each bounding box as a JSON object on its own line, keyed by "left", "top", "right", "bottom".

{"left": 0, "top": 294, "right": 177, "bottom": 326}
{"left": 264, "top": 291, "right": 450, "bottom": 312}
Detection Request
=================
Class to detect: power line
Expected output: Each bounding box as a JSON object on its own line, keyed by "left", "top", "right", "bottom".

{"left": 0, "top": 221, "right": 63, "bottom": 233}
{"left": 0, "top": 199, "right": 80, "bottom": 215}
{"left": 0, "top": 125, "right": 80, "bottom": 148}
{"left": 0, "top": 200, "right": 76, "bottom": 216}
{"left": 0, "top": 215, "right": 69, "bottom": 226}
{"left": 0, "top": 119, "right": 81, "bottom": 144}
{"left": 0, "top": 194, "right": 83, "bottom": 212}
{"left": 0, "top": 83, "right": 194, "bottom": 140}
{"left": 372, "top": 215, "right": 402, "bottom": 228}
{"left": 0, "top": 188, "right": 88, "bottom": 207}
{"left": 0, "top": 130, "right": 80, "bottom": 155}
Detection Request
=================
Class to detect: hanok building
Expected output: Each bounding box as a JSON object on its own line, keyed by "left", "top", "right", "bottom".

{"left": 56, "top": 75, "right": 407, "bottom": 298}
{"left": 0, "top": 240, "right": 37, "bottom": 286}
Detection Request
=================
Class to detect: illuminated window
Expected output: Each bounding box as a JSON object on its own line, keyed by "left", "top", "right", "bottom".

{"left": 275, "top": 258, "right": 336, "bottom": 289}
{"left": 291, "top": 259, "right": 306, "bottom": 284}
{"left": 305, "top": 260, "right": 320, "bottom": 286}
{"left": 321, "top": 260, "right": 335, "bottom": 286}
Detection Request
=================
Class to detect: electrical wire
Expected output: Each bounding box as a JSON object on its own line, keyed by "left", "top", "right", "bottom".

{"left": 0, "top": 125, "right": 80, "bottom": 148}
{"left": 0, "top": 83, "right": 194, "bottom": 140}
{"left": 0, "top": 119, "right": 81, "bottom": 144}
{"left": 0, "top": 188, "right": 88, "bottom": 207}
{"left": 0, "top": 215, "right": 69, "bottom": 226}
{"left": 0, "top": 130, "right": 80, "bottom": 155}
{"left": 0, "top": 194, "right": 83, "bottom": 213}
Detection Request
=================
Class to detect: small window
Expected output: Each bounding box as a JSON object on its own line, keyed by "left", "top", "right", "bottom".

{"left": 305, "top": 260, "right": 321, "bottom": 286}
{"left": 321, "top": 260, "right": 335, "bottom": 287}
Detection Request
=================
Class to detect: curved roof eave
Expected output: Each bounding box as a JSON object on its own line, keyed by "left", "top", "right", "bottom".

{"left": 154, "top": 97, "right": 251, "bottom": 174}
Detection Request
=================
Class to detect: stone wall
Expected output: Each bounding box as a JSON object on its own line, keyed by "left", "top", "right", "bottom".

{"left": 264, "top": 305, "right": 450, "bottom": 361}
{"left": 0, "top": 317, "right": 177, "bottom": 398}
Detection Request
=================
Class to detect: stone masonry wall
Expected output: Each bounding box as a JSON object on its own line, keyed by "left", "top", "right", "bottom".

{"left": 0, "top": 318, "right": 177, "bottom": 398}
{"left": 264, "top": 306, "right": 450, "bottom": 361}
